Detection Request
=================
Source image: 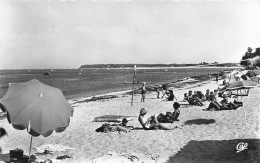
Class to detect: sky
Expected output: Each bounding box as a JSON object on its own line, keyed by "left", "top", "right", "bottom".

{"left": 0, "top": 0, "right": 260, "bottom": 69}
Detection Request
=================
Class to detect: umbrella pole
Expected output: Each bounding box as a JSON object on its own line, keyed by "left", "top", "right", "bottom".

{"left": 240, "top": 89, "right": 246, "bottom": 126}
{"left": 237, "top": 90, "right": 238, "bottom": 101}
{"left": 28, "top": 136, "right": 33, "bottom": 162}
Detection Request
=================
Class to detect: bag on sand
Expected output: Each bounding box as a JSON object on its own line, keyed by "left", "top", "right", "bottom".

{"left": 10, "top": 148, "right": 24, "bottom": 160}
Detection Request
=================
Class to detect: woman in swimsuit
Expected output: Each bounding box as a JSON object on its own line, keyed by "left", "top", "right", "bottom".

{"left": 138, "top": 108, "right": 179, "bottom": 130}
{"left": 141, "top": 82, "right": 146, "bottom": 102}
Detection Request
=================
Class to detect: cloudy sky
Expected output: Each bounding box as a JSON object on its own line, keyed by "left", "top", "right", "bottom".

{"left": 0, "top": 0, "right": 260, "bottom": 69}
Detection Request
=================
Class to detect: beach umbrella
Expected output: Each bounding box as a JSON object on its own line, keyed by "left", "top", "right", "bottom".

{"left": 0, "top": 79, "right": 73, "bottom": 157}
{"left": 219, "top": 80, "right": 258, "bottom": 126}
{"left": 219, "top": 80, "right": 258, "bottom": 92}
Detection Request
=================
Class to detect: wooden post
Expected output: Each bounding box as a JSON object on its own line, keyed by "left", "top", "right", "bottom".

{"left": 131, "top": 65, "right": 136, "bottom": 106}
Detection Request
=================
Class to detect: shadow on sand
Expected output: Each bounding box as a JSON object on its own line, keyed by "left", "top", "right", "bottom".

{"left": 184, "top": 119, "right": 216, "bottom": 125}
{"left": 165, "top": 139, "right": 260, "bottom": 163}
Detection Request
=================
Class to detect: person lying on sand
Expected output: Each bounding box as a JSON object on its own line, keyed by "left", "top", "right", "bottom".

{"left": 95, "top": 118, "right": 134, "bottom": 133}
{"left": 157, "top": 102, "right": 180, "bottom": 123}
{"left": 138, "top": 108, "right": 180, "bottom": 130}
{"left": 219, "top": 94, "right": 243, "bottom": 110}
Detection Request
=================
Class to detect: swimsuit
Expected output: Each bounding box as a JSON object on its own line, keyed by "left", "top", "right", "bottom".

{"left": 141, "top": 87, "right": 146, "bottom": 94}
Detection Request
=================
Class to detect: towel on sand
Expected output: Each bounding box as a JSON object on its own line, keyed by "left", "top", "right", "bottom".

{"left": 93, "top": 115, "right": 135, "bottom": 123}
{"left": 33, "top": 144, "right": 75, "bottom": 153}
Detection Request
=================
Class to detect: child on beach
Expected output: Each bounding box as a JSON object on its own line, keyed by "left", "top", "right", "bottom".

{"left": 141, "top": 82, "right": 146, "bottom": 102}
{"left": 155, "top": 85, "right": 162, "bottom": 98}
{"left": 166, "top": 90, "right": 177, "bottom": 101}
{"left": 138, "top": 108, "right": 179, "bottom": 130}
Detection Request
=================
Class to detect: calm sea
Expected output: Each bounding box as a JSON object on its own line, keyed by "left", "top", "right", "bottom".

{"left": 0, "top": 67, "right": 231, "bottom": 100}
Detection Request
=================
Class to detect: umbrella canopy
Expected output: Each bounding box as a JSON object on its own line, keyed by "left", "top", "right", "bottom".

{"left": 219, "top": 80, "right": 259, "bottom": 92}
{"left": 0, "top": 79, "right": 73, "bottom": 137}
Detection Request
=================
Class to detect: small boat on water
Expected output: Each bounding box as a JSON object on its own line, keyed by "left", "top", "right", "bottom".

{"left": 43, "top": 72, "right": 50, "bottom": 76}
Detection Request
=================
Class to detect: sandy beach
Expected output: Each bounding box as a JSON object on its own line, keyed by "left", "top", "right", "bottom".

{"left": 0, "top": 78, "right": 259, "bottom": 163}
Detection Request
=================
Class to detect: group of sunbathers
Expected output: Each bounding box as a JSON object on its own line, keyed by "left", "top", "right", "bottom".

{"left": 206, "top": 92, "right": 243, "bottom": 111}
{"left": 96, "top": 85, "right": 245, "bottom": 133}
{"left": 96, "top": 102, "right": 182, "bottom": 132}
{"left": 181, "top": 88, "right": 243, "bottom": 111}
{"left": 183, "top": 90, "right": 204, "bottom": 106}
{"left": 138, "top": 102, "right": 182, "bottom": 130}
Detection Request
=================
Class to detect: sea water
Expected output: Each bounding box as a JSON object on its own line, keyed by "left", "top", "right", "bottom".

{"left": 0, "top": 67, "right": 231, "bottom": 100}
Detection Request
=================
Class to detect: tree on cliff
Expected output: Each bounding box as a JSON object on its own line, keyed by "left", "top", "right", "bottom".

{"left": 240, "top": 47, "right": 260, "bottom": 68}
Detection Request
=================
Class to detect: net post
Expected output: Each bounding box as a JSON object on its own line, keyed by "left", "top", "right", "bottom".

{"left": 131, "top": 65, "right": 136, "bottom": 106}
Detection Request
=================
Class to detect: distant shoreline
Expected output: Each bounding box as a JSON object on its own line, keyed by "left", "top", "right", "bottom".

{"left": 0, "top": 66, "right": 242, "bottom": 71}
{"left": 80, "top": 66, "right": 242, "bottom": 70}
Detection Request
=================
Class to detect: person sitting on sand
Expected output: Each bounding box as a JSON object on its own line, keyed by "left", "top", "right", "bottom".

{"left": 214, "top": 89, "right": 219, "bottom": 101}
{"left": 138, "top": 108, "right": 179, "bottom": 130}
{"left": 166, "top": 90, "right": 177, "bottom": 101}
{"left": 196, "top": 91, "right": 205, "bottom": 101}
{"left": 219, "top": 94, "right": 242, "bottom": 110}
{"left": 205, "top": 89, "right": 210, "bottom": 101}
{"left": 187, "top": 91, "right": 203, "bottom": 106}
{"left": 206, "top": 96, "right": 222, "bottom": 111}
{"left": 157, "top": 102, "right": 181, "bottom": 123}
{"left": 161, "top": 84, "right": 169, "bottom": 98}
{"left": 155, "top": 85, "right": 162, "bottom": 98}
{"left": 192, "top": 92, "right": 204, "bottom": 106}
{"left": 206, "top": 93, "right": 241, "bottom": 111}
{"left": 187, "top": 90, "right": 193, "bottom": 100}
{"left": 208, "top": 91, "right": 216, "bottom": 101}
{"left": 172, "top": 102, "right": 180, "bottom": 121}
{"left": 183, "top": 93, "right": 188, "bottom": 101}
{"left": 120, "top": 118, "right": 135, "bottom": 130}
